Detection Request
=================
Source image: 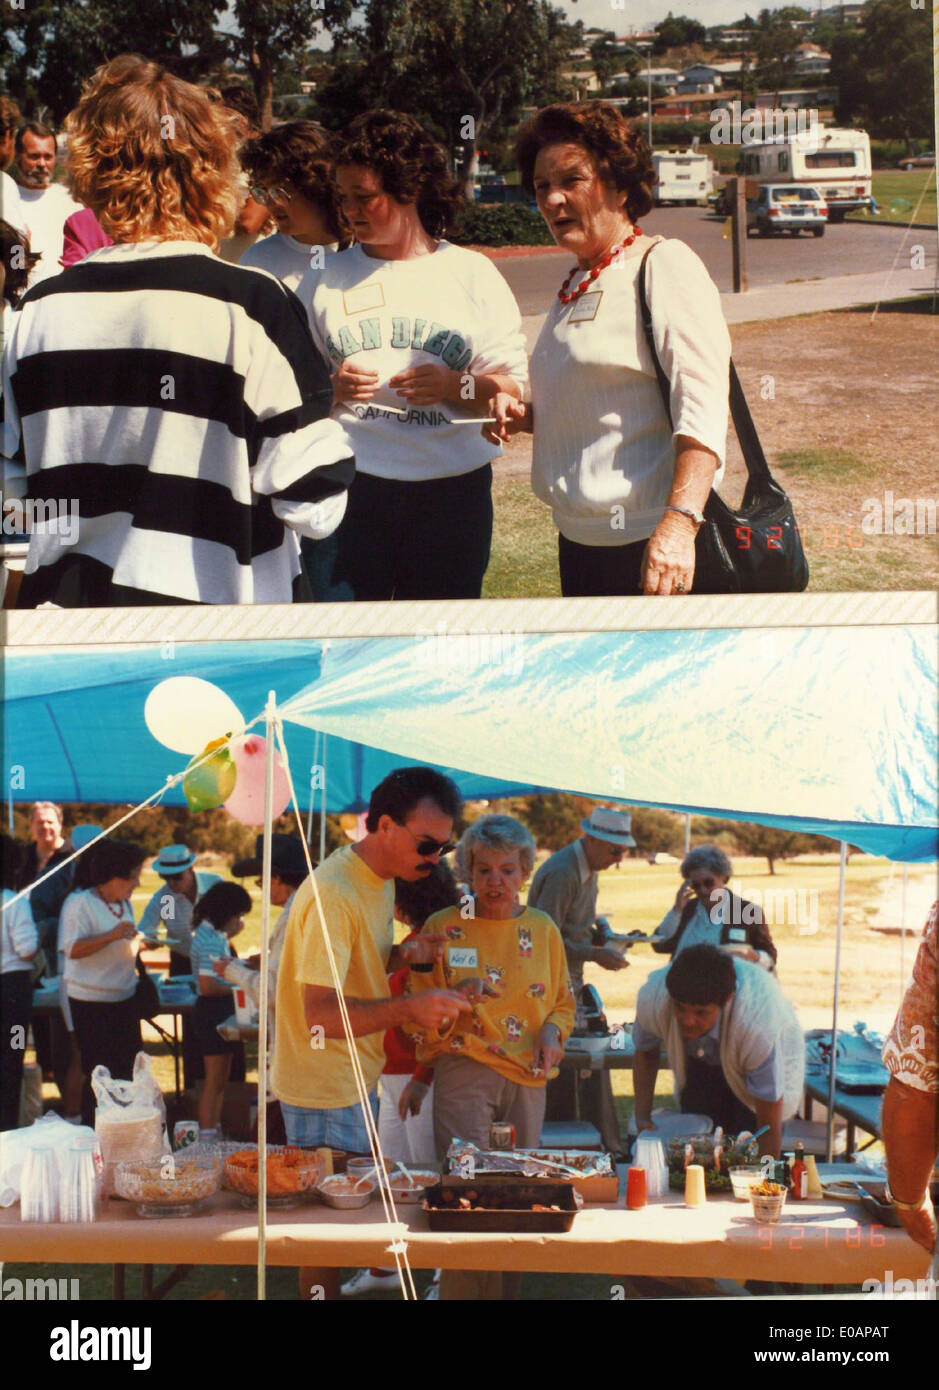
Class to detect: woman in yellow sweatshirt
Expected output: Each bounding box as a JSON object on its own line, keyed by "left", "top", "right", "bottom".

{"left": 408, "top": 814, "right": 575, "bottom": 1161}
{"left": 407, "top": 813, "right": 575, "bottom": 1299}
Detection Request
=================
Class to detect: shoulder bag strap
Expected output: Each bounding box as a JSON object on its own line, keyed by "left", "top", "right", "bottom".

{"left": 637, "top": 242, "right": 773, "bottom": 487}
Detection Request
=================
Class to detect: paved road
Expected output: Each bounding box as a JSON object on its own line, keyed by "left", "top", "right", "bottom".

{"left": 494, "top": 207, "right": 933, "bottom": 311}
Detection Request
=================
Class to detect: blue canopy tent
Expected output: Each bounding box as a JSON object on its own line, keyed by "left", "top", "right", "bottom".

{"left": 3, "top": 627, "right": 937, "bottom": 859}
{"left": 3, "top": 624, "right": 936, "bottom": 1220}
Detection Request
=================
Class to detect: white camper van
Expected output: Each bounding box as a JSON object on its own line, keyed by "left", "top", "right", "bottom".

{"left": 737, "top": 126, "right": 872, "bottom": 221}
{"left": 652, "top": 150, "right": 714, "bottom": 205}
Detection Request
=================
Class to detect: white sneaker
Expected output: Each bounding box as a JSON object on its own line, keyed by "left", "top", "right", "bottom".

{"left": 340, "top": 1268, "right": 398, "bottom": 1297}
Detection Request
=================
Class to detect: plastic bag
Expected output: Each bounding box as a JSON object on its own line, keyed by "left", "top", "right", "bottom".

{"left": 92, "top": 1052, "right": 168, "bottom": 1194}
{"left": 0, "top": 1112, "right": 97, "bottom": 1207}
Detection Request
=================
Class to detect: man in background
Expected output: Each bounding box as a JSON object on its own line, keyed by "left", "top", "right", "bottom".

{"left": 11, "top": 122, "right": 80, "bottom": 286}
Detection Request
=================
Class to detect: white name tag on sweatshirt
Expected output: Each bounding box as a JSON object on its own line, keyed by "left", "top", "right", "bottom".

{"left": 343, "top": 283, "right": 386, "bottom": 315}
{"left": 448, "top": 947, "right": 478, "bottom": 969}
{"left": 568, "top": 291, "right": 602, "bottom": 323}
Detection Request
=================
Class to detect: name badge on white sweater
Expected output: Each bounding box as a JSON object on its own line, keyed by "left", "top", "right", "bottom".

{"left": 343, "top": 283, "right": 386, "bottom": 315}
{"left": 568, "top": 291, "right": 602, "bottom": 323}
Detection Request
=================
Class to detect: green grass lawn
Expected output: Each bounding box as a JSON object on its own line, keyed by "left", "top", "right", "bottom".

{"left": 848, "top": 169, "right": 937, "bottom": 226}
{"left": 483, "top": 475, "right": 561, "bottom": 598}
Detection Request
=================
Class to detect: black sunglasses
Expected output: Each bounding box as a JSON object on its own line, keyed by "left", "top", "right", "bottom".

{"left": 397, "top": 823, "right": 456, "bottom": 858}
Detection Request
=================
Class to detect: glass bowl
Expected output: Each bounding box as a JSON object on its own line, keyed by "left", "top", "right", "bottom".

{"left": 114, "top": 1149, "right": 221, "bottom": 1217}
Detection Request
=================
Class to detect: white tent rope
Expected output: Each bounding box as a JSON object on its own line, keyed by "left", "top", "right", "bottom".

{"left": 1, "top": 710, "right": 268, "bottom": 915}
{"left": 870, "top": 167, "right": 936, "bottom": 325}
{"left": 273, "top": 718, "right": 417, "bottom": 1301}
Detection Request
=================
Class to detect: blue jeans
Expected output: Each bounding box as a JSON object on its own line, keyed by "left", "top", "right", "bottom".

{"left": 280, "top": 1090, "right": 379, "bottom": 1154}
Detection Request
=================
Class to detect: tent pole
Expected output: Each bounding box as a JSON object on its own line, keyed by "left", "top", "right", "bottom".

{"left": 826, "top": 841, "right": 848, "bottom": 1162}
{"left": 257, "top": 691, "right": 276, "bottom": 1302}
{"left": 899, "top": 864, "right": 908, "bottom": 1010}
{"left": 319, "top": 736, "right": 328, "bottom": 863}
{"left": 306, "top": 731, "right": 320, "bottom": 845}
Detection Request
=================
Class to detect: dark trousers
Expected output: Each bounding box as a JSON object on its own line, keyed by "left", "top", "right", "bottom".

{"left": 680, "top": 1054, "right": 757, "bottom": 1135}
{"left": 558, "top": 534, "right": 649, "bottom": 597}
{"left": 69, "top": 995, "right": 141, "bottom": 1127}
{"left": 306, "top": 465, "right": 493, "bottom": 601}
{"left": 0, "top": 971, "right": 32, "bottom": 1130}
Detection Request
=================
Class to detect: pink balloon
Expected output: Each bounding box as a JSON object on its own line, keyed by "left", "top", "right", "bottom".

{"left": 223, "top": 734, "right": 290, "bottom": 825}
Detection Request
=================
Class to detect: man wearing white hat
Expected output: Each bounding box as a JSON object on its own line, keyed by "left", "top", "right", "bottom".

{"left": 138, "top": 845, "right": 222, "bottom": 974}
{"left": 528, "top": 807, "right": 637, "bottom": 995}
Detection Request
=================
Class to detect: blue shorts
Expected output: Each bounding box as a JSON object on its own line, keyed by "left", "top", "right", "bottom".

{"left": 280, "top": 1090, "right": 379, "bottom": 1154}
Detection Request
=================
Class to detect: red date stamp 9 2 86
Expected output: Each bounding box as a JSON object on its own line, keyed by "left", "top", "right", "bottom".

{"left": 756, "top": 1223, "right": 887, "bottom": 1250}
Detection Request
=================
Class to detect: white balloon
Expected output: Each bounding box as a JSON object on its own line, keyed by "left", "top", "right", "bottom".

{"left": 144, "top": 678, "right": 245, "bottom": 754}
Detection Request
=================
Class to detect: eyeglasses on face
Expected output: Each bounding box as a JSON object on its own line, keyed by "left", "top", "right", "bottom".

{"left": 249, "top": 183, "right": 293, "bottom": 206}
{"left": 396, "top": 822, "right": 456, "bottom": 859}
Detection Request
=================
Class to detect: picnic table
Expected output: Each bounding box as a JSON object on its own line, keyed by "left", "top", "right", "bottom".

{"left": 0, "top": 1165, "right": 927, "bottom": 1298}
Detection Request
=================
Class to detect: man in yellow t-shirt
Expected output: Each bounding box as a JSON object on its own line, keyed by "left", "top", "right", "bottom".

{"left": 272, "top": 766, "right": 471, "bottom": 1299}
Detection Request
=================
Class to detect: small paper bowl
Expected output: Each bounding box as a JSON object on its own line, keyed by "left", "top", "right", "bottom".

{"left": 317, "top": 1175, "right": 377, "bottom": 1209}
{"left": 749, "top": 1187, "right": 787, "bottom": 1223}
{"left": 729, "top": 1167, "right": 764, "bottom": 1202}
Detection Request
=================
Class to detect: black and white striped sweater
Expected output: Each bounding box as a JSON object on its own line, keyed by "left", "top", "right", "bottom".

{"left": 1, "top": 241, "right": 355, "bottom": 606}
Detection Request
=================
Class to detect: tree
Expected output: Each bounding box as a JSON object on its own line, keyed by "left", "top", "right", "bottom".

{"left": 314, "top": 0, "right": 581, "bottom": 194}
{"left": 511, "top": 793, "right": 591, "bottom": 854}
{"left": 3, "top": 0, "right": 226, "bottom": 123}
{"left": 725, "top": 822, "right": 808, "bottom": 875}
{"left": 589, "top": 30, "right": 620, "bottom": 91}
{"left": 831, "top": 0, "right": 931, "bottom": 144}
{"left": 230, "top": 0, "right": 353, "bottom": 130}
{"left": 653, "top": 13, "right": 707, "bottom": 55}
{"left": 753, "top": 7, "right": 800, "bottom": 103}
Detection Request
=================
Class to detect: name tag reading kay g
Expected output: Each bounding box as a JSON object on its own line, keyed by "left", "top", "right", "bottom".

{"left": 448, "top": 946, "right": 478, "bottom": 969}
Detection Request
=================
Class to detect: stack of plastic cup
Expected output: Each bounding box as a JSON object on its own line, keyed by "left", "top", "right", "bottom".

{"left": 632, "top": 1134, "right": 668, "bottom": 1198}
{"left": 60, "top": 1143, "right": 102, "bottom": 1223}
{"left": 20, "top": 1147, "right": 59, "bottom": 1223}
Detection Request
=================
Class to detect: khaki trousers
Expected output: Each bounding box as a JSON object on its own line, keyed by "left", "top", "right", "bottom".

{"left": 432, "top": 1055, "right": 547, "bottom": 1301}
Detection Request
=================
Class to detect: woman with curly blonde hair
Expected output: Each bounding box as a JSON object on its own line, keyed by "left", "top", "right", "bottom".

{"left": 2, "top": 55, "right": 353, "bottom": 609}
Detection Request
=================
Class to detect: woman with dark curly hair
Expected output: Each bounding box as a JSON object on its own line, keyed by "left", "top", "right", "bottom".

{"left": 485, "top": 102, "right": 730, "bottom": 598}
{"left": 239, "top": 121, "right": 347, "bottom": 291}
{"left": 300, "top": 108, "right": 528, "bottom": 601}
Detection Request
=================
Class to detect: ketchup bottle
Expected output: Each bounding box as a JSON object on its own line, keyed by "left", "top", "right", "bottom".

{"left": 790, "top": 1142, "right": 808, "bottom": 1200}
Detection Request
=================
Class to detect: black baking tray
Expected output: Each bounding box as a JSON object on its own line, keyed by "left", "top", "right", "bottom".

{"left": 422, "top": 1177, "right": 579, "bottom": 1232}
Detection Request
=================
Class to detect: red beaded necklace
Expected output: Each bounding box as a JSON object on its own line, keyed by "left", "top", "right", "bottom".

{"left": 557, "top": 227, "right": 643, "bottom": 305}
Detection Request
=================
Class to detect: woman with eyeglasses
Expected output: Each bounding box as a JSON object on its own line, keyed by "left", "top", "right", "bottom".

{"left": 407, "top": 814, "right": 575, "bottom": 1300}
{"left": 299, "top": 109, "right": 529, "bottom": 601}
{"left": 238, "top": 122, "right": 348, "bottom": 292}
{"left": 650, "top": 845, "right": 777, "bottom": 970}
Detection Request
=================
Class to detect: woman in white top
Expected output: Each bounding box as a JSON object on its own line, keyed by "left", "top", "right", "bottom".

{"left": 487, "top": 102, "right": 731, "bottom": 598}
{"left": 239, "top": 121, "right": 345, "bottom": 293}
{"left": 60, "top": 839, "right": 147, "bottom": 1125}
{"left": 1, "top": 835, "right": 40, "bottom": 1130}
{"left": 303, "top": 109, "right": 529, "bottom": 600}
{"left": 651, "top": 844, "right": 777, "bottom": 970}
